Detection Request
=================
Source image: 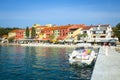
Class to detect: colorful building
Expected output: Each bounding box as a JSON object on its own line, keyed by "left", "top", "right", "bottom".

{"left": 8, "top": 24, "right": 117, "bottom": 44}
{"left": 8, "top": 29, "right": 25, "bottom": 40}
{"left": 40, "top": 24, "right": 86, "bottom": 41}
{"left": 65, "top": 24, "right": 86, "bottom": 42}
{"left": 41, "top": 25, "right": 71, "bottom": 41}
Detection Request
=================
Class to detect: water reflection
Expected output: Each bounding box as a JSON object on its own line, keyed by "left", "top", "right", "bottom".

{"left": 69, "top": 65, "right": 93, "bottom": 80}
{"left": 0, "top": 46, "right": 93, "bottom": 80}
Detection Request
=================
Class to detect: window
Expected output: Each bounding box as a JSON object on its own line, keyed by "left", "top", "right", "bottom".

{"left": 93, "top": 31, "right": 96, "bottom": 34}
{"left": 103, "top": 31, "right": 106, "bottom": 34}
{"left": 83, "top": 31, "right": 87, "bottom": 34}
{"left": 101, "top": 36, "right": 105, "bottom": 38}
{"left": 71, "top": 31, "right": 73, "bottom": 34}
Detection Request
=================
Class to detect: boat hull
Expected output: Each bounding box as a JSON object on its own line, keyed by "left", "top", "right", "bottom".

{"left": 68, "top": 46, "right": 97, "bottom": 66}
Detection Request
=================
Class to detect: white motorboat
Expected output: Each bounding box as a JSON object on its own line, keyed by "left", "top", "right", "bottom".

{"left": 69, "top": 46, "right": 97, "bottom": 66}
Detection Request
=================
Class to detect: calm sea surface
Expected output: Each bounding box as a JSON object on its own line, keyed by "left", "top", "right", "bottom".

{"left": 0, "top": 45, "right": 94, "bottom": 80}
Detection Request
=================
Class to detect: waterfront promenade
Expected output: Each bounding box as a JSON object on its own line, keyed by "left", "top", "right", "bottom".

{"left": 91, "top": 46, "right": 120, "bottom": 80}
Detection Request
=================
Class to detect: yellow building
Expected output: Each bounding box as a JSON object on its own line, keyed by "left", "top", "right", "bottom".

{"left": 8, "top": 30, "right": 16, "bottom": 38}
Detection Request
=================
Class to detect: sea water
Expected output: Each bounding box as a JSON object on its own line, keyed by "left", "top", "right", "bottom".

{"left": 0, "top": 45, "right": 94, "bottom": 80}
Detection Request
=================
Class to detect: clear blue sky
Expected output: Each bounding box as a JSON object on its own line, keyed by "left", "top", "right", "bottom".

{"left": 0, "top": 0, "right": 120, "bottom": 28}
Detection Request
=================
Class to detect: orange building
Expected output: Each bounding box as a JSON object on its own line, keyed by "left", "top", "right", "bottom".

{"left": 41, "top": 24, "right": 86, "bottom": 41}
{"left": 41, "top": 25, "right": 71, "bottom": 41}
{"left": 8, "top": 29, "right": 25, "bottom": 40}
{"left": 8, "top": 24, "right": 86, "bottom": 42}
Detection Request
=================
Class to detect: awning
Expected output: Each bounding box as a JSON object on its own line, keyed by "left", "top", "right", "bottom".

{"left": 108, "top": 39, "right": 117, "bottom": 42}
{"left": 100, "top": 39, "right": 117, "bottom": 42}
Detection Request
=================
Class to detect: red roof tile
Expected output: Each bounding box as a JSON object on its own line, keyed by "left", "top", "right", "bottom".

{"left": 10, "top": 29, "right": 25, "bottom": 33}
{"left": 82, "top": 27, "right": 92, "bottom": 30}
{"left": 41, "top": 25, "right": 72, "bottom": 31}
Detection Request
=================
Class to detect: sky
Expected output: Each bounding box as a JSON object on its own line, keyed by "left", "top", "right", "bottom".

{"left": 0, "top": 0, "right": 120, "bottom": 28}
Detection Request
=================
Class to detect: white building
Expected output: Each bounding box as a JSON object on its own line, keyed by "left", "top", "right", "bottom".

{"left": 80, "top": 24, "right": 118, "bottom": 42}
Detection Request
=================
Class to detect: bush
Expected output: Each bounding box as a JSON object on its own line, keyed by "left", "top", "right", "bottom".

{"left": 8, "top": 37, "right": 14, "bottom": 43}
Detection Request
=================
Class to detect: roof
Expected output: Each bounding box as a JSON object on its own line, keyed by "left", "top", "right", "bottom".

{"left": 69, "top": 24, "right": 86, "bottom": 29}
{"left": 41, "top": 24, "right": 86, "bottom": 31}
{"left": 10, "top": 29, "right": 25, "bottom": 33}
{"left": 41, "top": 25, "right": 72, "bottom": 31}
{"left": 91, "top": 24, "right": 110, "bottom": 31}
{"left": 91, "top": 24, "right": 110, "bottom": 27}
{"left": 82, "top": 26, "right": 92, "bottom": 30}
{"left": 99, "top": 24, "right": 110, "bottom": 27}
{"left": 29, "top": 26, "right": 45, "bottom": 30}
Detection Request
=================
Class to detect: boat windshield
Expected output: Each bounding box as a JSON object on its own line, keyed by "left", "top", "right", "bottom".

{"left": 75, "top": 47, "right": 85, "bottom": 50}
{"left": 87, "top": 47, "right": 93, "bottom": 50}
{"left": 75, "top": 47, "right": 93, "bottom": 51}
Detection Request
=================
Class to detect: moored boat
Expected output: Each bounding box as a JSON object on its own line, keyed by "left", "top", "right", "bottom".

{"left": 69, "top": 45, "right": 97, "bottom": 66}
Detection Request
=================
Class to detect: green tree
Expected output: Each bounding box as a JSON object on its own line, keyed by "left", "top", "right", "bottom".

{"left": 77, "top": 34, "right": 81, "bottom": 40}
{"left": 49, "top": 35, "right": 54, "bottom": 42}
{"left": 31, "top": 27, "right": 36, "bottom": 39}
{"left": 8, "top": 37, "right": 15, "bottom": 43}
{"left": 25, "top": 27, "right": 29, "bottom": 38}
{"left": 113, "top": 23, "right": 120, "bottom": 41}
{"left": 0, "top": 27, "right": 20, "bottom": 37}
{"left": 48, "top": 34, "right": 58, "bottom": 43}
{"left": 82, "top": 33, "right": 88, "bottom": 38}
{"left": 77, "top": 33, "right": 88, "bottom": 40}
